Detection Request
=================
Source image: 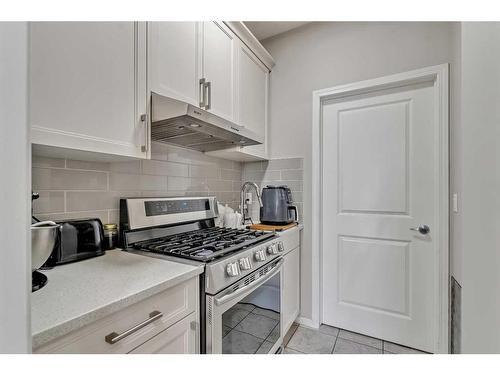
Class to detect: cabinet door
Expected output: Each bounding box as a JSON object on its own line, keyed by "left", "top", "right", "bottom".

{"left": 282, "top": 247, "right": 300, "bottom": 334}
{"left": 237, "top": 42, "right": 269, "bottom": 156}
{"left": 129, "top": 313, "right": 198, "bottom": 354}
{"left": 202, "top": 22, "right": 236, "bottom": 121}
{"left": 149, "top": 22, "right": 202, "bottom": 106}
{"left": 30, "top": 22, "right": 147, "bottom": 159}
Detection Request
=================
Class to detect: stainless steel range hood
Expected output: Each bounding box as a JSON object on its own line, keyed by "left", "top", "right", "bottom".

{"left": 150, "top": 92, "right": 263, "bottom": 152}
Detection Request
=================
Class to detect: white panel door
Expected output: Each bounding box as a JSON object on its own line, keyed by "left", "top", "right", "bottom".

{"left": 30, "top": 22, "right": 148, "bottom": 159}
{"left": 202, "top": 21, "right": 236, "bottom": 121}
{"left": 149, "top": 22, "right": 202, "bottom": 106}
{"left": 321, "top": 81, "right": 438, "bottom": 352}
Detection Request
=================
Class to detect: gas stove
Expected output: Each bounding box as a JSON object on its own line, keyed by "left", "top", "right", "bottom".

{"left": 120, "top": 196, "right": 287, "bottom": 354}
{"left": 131, "top": 227, "right": 275, "bottom": 262}
{"left": 119, "top": 197, "right": 281, "bottom": 291}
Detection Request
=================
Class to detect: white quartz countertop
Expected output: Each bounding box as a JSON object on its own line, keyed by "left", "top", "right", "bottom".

{"left": 31, "top": 249, "right": 203, "bottom": 349}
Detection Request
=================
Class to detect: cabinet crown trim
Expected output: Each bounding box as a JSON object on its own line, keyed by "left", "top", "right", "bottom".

{"left": 224, "top": 22, "right": 275, "bottom": 70}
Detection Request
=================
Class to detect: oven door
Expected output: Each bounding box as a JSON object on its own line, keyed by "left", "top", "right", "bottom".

{"left": 206, "top": 257, "right": 283, "bottom": 354}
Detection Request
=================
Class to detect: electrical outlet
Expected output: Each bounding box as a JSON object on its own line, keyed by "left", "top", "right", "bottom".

{"left": 245, "top": 192, "right": 253, "bottom": 205}
{"left": 452, "top": 193, "right": 459, "bottom": 213}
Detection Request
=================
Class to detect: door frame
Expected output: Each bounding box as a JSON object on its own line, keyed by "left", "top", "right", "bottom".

{"left": 311, "top": 64, "right": 449, "bottom": 353}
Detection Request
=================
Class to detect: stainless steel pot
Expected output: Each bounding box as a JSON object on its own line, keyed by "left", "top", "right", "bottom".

{"left": 31, "top": 221, "right": 59, "bottom": 271}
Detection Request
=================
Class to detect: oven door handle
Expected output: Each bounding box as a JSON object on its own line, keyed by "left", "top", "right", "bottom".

{"left": 214, "top": 258, "right": 284, "bottom": 306}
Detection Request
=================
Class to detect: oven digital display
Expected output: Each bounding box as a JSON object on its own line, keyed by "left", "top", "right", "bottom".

{"left": 144, "top": 199, "right": 210, "bottom": 216}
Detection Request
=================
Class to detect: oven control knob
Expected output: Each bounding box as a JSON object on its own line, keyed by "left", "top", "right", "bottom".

{"left": 239, "top": 257, "right": 252, "bottom": 271}
{"left": 267, "top": 243, "right": 278, "bottom": 255}
{"left": 278, "top": 241, "right": 285, "bottom": 252}
{"left": 226, "top": 262, "right": 240, "bottom": 277}
{"left": 255, "top": 249, "right": 266, "bottom": 262}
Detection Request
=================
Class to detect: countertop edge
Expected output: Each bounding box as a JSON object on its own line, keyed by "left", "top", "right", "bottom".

{"left": 32, "top": 265, "right": 203, "bottom": 350}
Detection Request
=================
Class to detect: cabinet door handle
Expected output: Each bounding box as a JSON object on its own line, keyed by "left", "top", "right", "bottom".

{"left": 199, "top": 78, "right": 206, "bottom": 108}
{"left": 205, "top": 81, "right": 211, "bottom": 110}
{"left": 140, "top": 113, "right": 148, "bottom": 153}
{"left": 105, "top": 310, "right": 163, "bottom": 344}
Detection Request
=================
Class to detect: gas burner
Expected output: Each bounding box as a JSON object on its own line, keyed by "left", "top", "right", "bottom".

{"left": 133, "top": 227, "right": 275, "bottom": 262}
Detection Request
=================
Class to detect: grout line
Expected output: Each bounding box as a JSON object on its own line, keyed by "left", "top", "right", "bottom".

{"left": 284, "top": 346, "right": 307, "bottom": 354}
{"left": 331, "top": 335, "right": 338, "bottom": 354}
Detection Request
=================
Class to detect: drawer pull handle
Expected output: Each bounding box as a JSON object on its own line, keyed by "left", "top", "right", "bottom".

{"left": 105, "top": 310, "right": 163, "bottom": 344}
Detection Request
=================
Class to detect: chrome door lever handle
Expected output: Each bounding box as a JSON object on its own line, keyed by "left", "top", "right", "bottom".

{"left": 410, "top": 224, "right": 430, "bottom": 235}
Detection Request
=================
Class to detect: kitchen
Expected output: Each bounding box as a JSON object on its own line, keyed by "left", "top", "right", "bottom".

{"left": 2, "top": 1, "right": 500, "bottom": 368}
{"left": 25, "top": 20, "right": 305, "bottom": 355}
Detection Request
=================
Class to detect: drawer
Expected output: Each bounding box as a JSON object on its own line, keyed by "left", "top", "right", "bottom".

{"left": 35, "top": 277, "right": 198, "bottom": 354}
{"left": 129, "top": 312, "right": 198, "bottom": 354}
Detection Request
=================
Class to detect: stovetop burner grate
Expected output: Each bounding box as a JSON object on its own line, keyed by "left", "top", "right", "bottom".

{"left": 132, "top": 227, "right": 275, "bottom": 262}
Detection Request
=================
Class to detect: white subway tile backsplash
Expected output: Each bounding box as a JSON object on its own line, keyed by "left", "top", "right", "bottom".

{"left": 31, "top": 148, "right": 299, "bottom": 226}
{"left": 233, "top": 181, "right": 243, "bottom": 191}
{"left": 33, "top": 191, "right": 65, "bottom": 214}
{"left": 280, "top": 169, "right": 303, "bottom": 180}
{"left": 243, "top": 161, "right": 263, "bottom": 172}
{"left": 206, "top": 179, "right": 233, "bottom": 192}
{"left": 167, "top": 176, "right": 207, "bottom": 192}
{"left": 108, "top": 173, "right": 141, "bottom": 191}
{"left": 109, "top": 160, "right": 141, "bottom": 174}
{"left": 109, "top": 173, "right": 167, "bottom": 192}
{"left": 221, "top": 169, "right": 242, "bottom": 181}
{"left": 278, "top": 180, "right": 303, "bottom": 192}
{"left": 66, "top": 191, "right": 138, "bottom": 212}
{"left": 244, "top": 170, "right": 282, "bottom": 182}
{"left": 190, "top": 164, "right": 220, "bottom": 179}
{"left": 265, "top": 158, "right": 303, "bottom": 171}
{"left": 141, "top": 160, "right": 189, "bottom": 177}
{"left": 33, "top": 168, "right": 108, "bottom": 191}
{"left": 66, "top": 159, "right": 110, "bottom": 171}
{"left": 32, "top": 156, "right": 65, "bottom": 168}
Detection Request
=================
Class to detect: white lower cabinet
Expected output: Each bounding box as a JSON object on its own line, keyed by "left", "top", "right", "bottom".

{"left": 34, "top": 277, "right": 199, "bottom": 354}
{"left": 282, "top": 245, "right": 300, "bottom": 335}
{"left": 130, "top": 313, "right": 198, "bottom": 354}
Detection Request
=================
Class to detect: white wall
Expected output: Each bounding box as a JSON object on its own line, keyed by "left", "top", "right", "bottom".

{"left": 263, "top": 22, "right": 461, "bottom": 323}
{"left": 461, "top": 22, "right": 500, "bottom": 353}
{"left": 0, "top": 22, "right": 31, "bottom": 353}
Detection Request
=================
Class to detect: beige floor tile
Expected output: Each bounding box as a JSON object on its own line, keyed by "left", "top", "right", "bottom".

{"left": 338, "top": 329, "right": 382, "bottom": 349}
{"left": 333, "top": 338, "right": 382, "bottom": 354}
{"left": 287, "top": 326, "right": 336, "bottom": 354}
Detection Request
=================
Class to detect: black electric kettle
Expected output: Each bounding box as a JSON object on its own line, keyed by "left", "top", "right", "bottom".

{"left": 259, "top": 185, "right": 298, "bottom": 225}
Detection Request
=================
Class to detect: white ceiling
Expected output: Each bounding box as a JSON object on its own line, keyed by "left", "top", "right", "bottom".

{"left": 244, "top": 22, "right": 310, "bottom": 41}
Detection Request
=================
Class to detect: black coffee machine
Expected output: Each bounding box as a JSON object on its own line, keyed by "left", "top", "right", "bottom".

{"left": 259, "top": 185, "right": 298, "bottom": 225}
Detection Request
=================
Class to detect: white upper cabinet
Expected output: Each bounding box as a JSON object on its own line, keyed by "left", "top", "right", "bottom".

{"left": 30, "top": 22, "right": 148, "bottom": 159}
{"left": 30, "top": 22, "right": 273, "bottom": 162}
{"left": 236, "top": 43, "right": 269, "bottom": 157}
{"left": 149, "top": 22, "right": 202, "bottom": 106}
{"left": 201, "top": 22, "right": 236, "bottom": 121}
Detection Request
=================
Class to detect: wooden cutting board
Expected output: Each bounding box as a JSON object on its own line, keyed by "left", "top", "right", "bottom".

{"left": 248, "top": 222, "right": 298, "bottom": 231}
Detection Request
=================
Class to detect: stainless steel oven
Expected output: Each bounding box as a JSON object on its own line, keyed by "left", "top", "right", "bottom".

{"left": 206, "top": 257, "right": 283, "bottom": 354}
{"left": 120, "top": 196, "right": 287, "bottom": 354}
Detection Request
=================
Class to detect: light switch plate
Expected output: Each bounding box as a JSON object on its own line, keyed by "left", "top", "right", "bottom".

{"left": 452, "top": 193, "right": 458, "bottom": 213}
{"left": 246, "top": 192, "right": 253, "bottom": 205}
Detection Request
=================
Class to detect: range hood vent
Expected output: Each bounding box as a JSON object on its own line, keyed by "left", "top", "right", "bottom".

{"left": 150, "top": 92, "right": 263, "bottom": 152}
